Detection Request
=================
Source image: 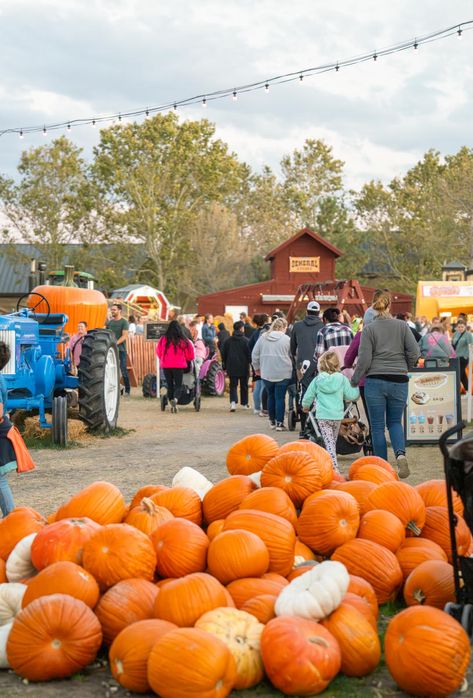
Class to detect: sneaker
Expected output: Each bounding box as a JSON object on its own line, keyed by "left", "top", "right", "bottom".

{"left": 242, "top": 404, "right": 251, "bottom": 410}
{"left": 230, "top": 402, "right": 236, "bottom": 412}
{"left": 123, "top": 392, "right": 130, "bottom": 399}
{"left": 276, "top": 422, "right": 287, "bottom": 432}
{"left": 253, "top": 409, "right": 260, "bottom": 415}
{"left": 269, "top": 420, "right": 276, "bottom": 429}
{"left": 397, "top": 454, "right": 410, "bottom": 479}
{"left": 171, "top": 398, "right": 178, "bottom": 413}
{"left": 258, "top": 411, "right": 266, "bottom": 417}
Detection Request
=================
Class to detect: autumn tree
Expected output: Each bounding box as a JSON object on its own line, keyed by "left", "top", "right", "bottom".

{"left": 91, "top": 113, "right": 250, "bottom": 301}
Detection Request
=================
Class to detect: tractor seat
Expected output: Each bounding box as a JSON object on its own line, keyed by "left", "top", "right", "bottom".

{"left": 36, "top": 313, "right": 67, "bottom": 326}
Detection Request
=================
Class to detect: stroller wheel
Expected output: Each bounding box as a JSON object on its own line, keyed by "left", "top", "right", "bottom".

{"left": 194, "top": 396, "right": 201, "bottom": 412}
{"left": 461, "top": 604, "right": 473, "bottom": 638}
{"left": 160, "top": 396, "right": 167, "bottom": 412}
{"left": 288, "top": 410, "right": 297, "bottom": 432}
{"left": 444, "top": 601, "right": 463, "bottom": 624}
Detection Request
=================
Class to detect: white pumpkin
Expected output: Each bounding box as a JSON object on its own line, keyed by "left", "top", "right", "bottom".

{"left": 275, "top": 560, "right": 349, "bottom": 621}
{"left": 172, "top": 466, "right": 213, "bottom": 499}
{"left": 0, "top": 622, "right": 12, "bottom": 668}
{"left": 195, "top": 607, "right": 264, "bottom": 689}
{"left": 6, "top": 533, "right": 37, "bottom": 583}
{"left": 0, "top": 583, "right": 27, "bottom": 626}
{"left": 248, "top": 471, "right": 261, "bottom": 488}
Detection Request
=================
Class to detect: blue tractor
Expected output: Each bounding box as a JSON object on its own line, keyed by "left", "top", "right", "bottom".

{"left": 0, "top": 292, "right": 120, "bottom": 445}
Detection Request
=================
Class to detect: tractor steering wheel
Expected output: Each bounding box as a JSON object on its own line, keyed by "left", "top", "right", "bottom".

{"left": 16, "top": 292, "right": 51, "bottom": 324}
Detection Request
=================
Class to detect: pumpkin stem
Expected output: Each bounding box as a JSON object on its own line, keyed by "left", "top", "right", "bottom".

{"left": 413, "top": 589, "right": 426, "bottom": 604}
{"left": 140, "top": 497, "right": 158, "bottom": 514}
{"left": 406, "top": 521, "right": 422, "bottom": 536}
{"left": 308, "top": 636, "right": 329, "bottom": 648}
{"left": 63, "top": 265, "right": 77, "bottom": 287}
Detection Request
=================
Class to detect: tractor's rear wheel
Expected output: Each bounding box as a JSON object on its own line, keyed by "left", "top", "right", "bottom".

{"left": 78, "top": 330, "right": 120, "bottom": 432}
{"left": 143, "top": 373, "right": 157, "bottom": 398}
{"left": 52, "top": 396, "right": 68, "bottom": 446}
{"left": 202, "top": 363, "right": 226, "bottom": 397}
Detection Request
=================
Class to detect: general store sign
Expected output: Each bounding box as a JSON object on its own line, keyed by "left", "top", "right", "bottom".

{"left": 422, "top": 284, "right": 473, "bottom": 297}
{"left": 289, "top": 257, "right": 320, "bottom": 273}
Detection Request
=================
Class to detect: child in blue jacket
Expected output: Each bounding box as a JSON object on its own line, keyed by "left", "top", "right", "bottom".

{"left": 302, "top": 350, "right": 359, "bottom": 472}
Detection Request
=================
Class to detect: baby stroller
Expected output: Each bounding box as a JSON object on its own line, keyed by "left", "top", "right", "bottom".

{"left": 160, "top": 361, "right": 202, "bottom": 412}
{"left": 288, "top": 360, "right": 317, "bottom": 434}
{"left": 440, "top": 422, "right": 473, "bottom": 636}
{"left": 302, "top": 401, "right": 370, "bottom": 456}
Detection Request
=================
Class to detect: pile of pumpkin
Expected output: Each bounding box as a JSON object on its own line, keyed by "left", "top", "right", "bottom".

{"left": 0, "top": 433, "right": 470, "bottom": 697}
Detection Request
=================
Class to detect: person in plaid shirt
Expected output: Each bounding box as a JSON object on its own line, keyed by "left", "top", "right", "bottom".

{"left": 314, "top": 308, "right": 354, "bottom": 361}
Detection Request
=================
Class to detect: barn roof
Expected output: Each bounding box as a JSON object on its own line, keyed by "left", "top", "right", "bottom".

{"left": 264, "top": 227, "right": 343, "bottom": 262}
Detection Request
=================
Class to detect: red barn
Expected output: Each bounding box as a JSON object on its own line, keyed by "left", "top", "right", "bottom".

{"left": 197, "top": 227, "right": 411, "bottom": 319}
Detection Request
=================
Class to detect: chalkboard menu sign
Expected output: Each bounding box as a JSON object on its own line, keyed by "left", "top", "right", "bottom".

{"left": 145, "top": 322, "right": 169, "bottom": 341}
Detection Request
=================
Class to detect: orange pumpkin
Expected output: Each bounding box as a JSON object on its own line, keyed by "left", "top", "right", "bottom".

{"left": 415, "top": 479, "right": 463, "bottom": 516}
{"left": 202, "top": 476, "right": 255, "bottom": 524}
{"left": 207, "top": 530, "right": 270, "bottom": 585}
{"left": 261, "top": 616, "right": 341, "bottom": 695}
{"left": 322, "top": 602, "right": 381, "bottom": 676}
{"left": 260, "top": 451, "right": 322, "bottom": 507}
{"left": 420, "top": 506, "right": 472, "bottom": 562}
{"left": 0, "top": 507, "right": 46, "bottom": 560}
{"left": 82, "top": 524, "right": 157, "bottom": 589}
{"left": 342, "top": 592, "right": 377, "bottom": 629}
{"left": 54, "top": 481, "right": 126, "bottom": 525}
{"left": 357, "top": 510, "right": 405, "bottom": 552}
{"left": 396, "top": 538, "right": 448, "bottom": 580}
{"left": 129, "top": 485, "right": 168, "bottom": 509}
{"left": 30, "top": 517, "right": 100, "bottom": 570}
{"left": 351, "top": 464, "right": 397, "bottom": 485}
{"left": 347, "top": 575, "right": 379, "bottom": 618}
{"left": 278, "top": 440, "right": 333, "bottom": 487}
{"left": 294, "top": 539, "right": 317, "bottom": 565}
{"left": 154, "top": 572, "right": 229, "bottom": 627}
{"left": 384, "top": 606, "right": 470, "bottom": 697}
{"left": 207, "top": 519, "right": 225, "bottom": 541}
{"left": 226, "top": 574, "right": 288, "bottom": 608}
{"left": 240, "top": 594, "right": 277, "bottom": 624}
{"left": 31, "top": 283, "right": 108, "bottom": 336}
{"left": 6, "top": 593, "right": 103, "bottom": 681}
{"left": 286, "top": 560, "right": 320, "bottom": 582}
{"left": 109, "top": 618, "right": 177, "bottom": 693}
{"left": 365, "top": 481, "right": 426, "bottom": 535}
{"left": 332, "top": 539, "right": 403, "bottom": 604}
{"left": 151, "top": 486, "right": 202, "bottom": 526}
{"left": 223, "top": 509, "right": 295, "bottom": 577}
{"left": 297, "top": 491, "right": 360, "bottom": 555}
{"left": 333, "top": 480, "right": 376, "bottom": 515}
{"left": 349, "top": 455, "right": 396, "bottom": 479}
{"left": 95, "top": 578, "right": 158, "bottom": 645}
{"left": 147, "top": 627, "right": 236, "bottom": 698}
{"left": 226, "top": 433, "right": 279, "bottom": 475}
{"left": 0, "top": 559, "right": 6, "bottom": 583}
{"left": 150, "top": 518, "right": 209, "bottom": 578}
{"left": 403, "top": 560, "right": 455, "bottom": 609}
{"left": 124, "top": 499, "right": 173, "bottom": 535}
{"left": 239, "top": 487, "right": 297, "bottom": 528}
{"left": 22, "top": 561, "right": 99, "bottom": 609}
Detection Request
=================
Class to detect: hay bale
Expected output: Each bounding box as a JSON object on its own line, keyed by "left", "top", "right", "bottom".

{"left": 22, "top": 415, "right": 89, "bottom": 443}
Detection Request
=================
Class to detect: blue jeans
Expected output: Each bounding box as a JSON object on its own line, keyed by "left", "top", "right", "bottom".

{"left": 364, "top": 378, "right": 408, "bottom": 460}
{"left": 119, "top": 351, "right": 130, "bottom": 394}
{"left": 0, "top": 473, "right": 14, "bottom": 517}
{"left": 263, "top": 379, "right": 290, "bottom": 424}
{"left": 253, "top": 380, "right": 263, "bottom": 411}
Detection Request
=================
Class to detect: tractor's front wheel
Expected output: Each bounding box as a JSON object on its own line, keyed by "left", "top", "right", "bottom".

{"left": 78, "top": 329, "right": 120, "bottom": 432}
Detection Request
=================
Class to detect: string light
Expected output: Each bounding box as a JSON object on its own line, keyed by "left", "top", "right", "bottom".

{"left": 19, "top": 130, "right": 23, "bottom": 139}
{"left": 3, "top": 19, "right": 472, "bottom": 138}
{"left": 202, "top": 97, "right": 207, "bottom": 107}
{"left": 145, "top": 108, "right": 150, "bottom": 118}
{"left": 91, "top": 119, "right": 96, "bottom": 128}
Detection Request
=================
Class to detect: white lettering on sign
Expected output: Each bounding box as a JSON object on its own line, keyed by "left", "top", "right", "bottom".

{"left": 422, "top": 284, "right": 473, "bottom": 298}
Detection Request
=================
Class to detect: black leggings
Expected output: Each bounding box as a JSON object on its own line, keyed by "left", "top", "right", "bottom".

{"left": 459, "top": 357, "right": 469, "bottom": 392}
{"left": 229, "top": 376, "right": 249, "bottom": 405}
{"left": 163, "top": 368, "right": 184, "bottom": 401}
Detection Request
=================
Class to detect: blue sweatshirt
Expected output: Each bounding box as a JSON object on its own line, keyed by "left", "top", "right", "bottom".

{"left": 302, "top": 371, "right": 359, "bottom": 420}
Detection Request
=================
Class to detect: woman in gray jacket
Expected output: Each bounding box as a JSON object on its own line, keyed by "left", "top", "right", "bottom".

{"left": 252, "top": 318, "right": 293, "bottom": 431}
{"left": 351, "top": 293, "right": 420, "bottom": 478}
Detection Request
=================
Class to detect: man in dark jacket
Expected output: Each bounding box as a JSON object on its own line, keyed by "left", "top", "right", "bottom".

{"left": 221, "top": 321, "right": 251, "bottom": 412}
{"left": 290, "top": 301, "right": 323, "bottom": 372}
{"left": 216, "top": 322, "right": 230, "bottom": 353}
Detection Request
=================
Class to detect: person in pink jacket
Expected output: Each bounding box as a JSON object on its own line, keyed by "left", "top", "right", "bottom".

{"left": 156, "top": 321, "right": 195, "bottom": 413}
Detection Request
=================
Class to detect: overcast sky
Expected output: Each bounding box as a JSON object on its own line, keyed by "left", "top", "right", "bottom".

{"left": 0, "top": 0, "right": 472, "bottom": 189}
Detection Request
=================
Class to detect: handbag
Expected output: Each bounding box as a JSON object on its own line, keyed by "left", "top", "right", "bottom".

{"left": 6, "top": 426, "right": 36, "bottom": 473}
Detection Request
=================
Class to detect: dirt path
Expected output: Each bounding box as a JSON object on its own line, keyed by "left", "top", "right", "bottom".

{"left": 1, "top": 393, "right": 469, "bottom": 697}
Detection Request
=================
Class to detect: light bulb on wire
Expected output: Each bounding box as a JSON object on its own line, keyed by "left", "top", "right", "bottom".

{"left": 202, "top": 97, "right": 207, "bottom": 107}
{"left": 264, "top": 83, "right": 269, "bottom": 93}
{"left": 67, "top": 123, "right": 71, "bottom": 132}
{"left": 373, "top": 52, "right": 378, "bottom": 61}
{"left": 414, "top": 38, "right": 418, "bottom": 49}
{"left": 232, "top": 90, "right": 238, "bottom": 101}
{"left": 458, "top": 25, "right": 463, "bottom": 38}
{"left": 42, "top": 126, "right": 47, "bottom": 136}
{"left": 19, "top": 130, "right": 24, "bottom": 139}
{"left": 299, "top": 74, "right": 304, "bottom": 84}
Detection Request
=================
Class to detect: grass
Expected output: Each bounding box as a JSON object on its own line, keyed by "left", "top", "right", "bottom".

{"left": 23, "top": 434, "right": 81, "bottom": 450}
{"left": 96, "top": 426, "right": 135, "bottom": 439}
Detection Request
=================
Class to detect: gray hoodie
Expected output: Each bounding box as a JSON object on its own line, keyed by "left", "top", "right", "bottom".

{"left": 251, "top": 331, "right": 293, "bottom": 382}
